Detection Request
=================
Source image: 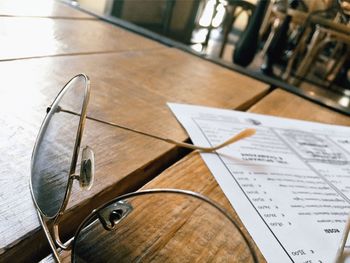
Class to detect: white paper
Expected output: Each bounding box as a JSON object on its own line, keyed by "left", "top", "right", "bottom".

{"left": 168, "top": 103, "right": 350, "bottom": 263}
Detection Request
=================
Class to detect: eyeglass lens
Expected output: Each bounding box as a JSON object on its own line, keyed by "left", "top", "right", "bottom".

{"left": 72, "top": 191, "right": 255, "bottom": 263}
{"left": 31, "top": 75, "right": 87, "bottom": 218}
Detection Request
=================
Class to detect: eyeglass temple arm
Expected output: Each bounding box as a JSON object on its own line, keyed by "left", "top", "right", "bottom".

{"left": 334, "top": 212, "right": 350, "bottom": 263}
{"left": 52, "top": 107, "right": 256, "bottom": 152}
{"left": 164, "top": 129, "right": 255, "bottom": 152}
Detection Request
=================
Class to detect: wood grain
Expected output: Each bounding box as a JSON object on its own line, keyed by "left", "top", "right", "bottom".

{"left": 0, "top": 49, "right": 269, "bottom": 262}
{"left": 0, "top": 0, "right": 94, "bottom": 19}
{"left": 139, "top": 153, "right": 262, "bottom": 263}
{"left": 0, "top": 48, "right": 269, "bottom": 140}
{"left": 248, "top": 89, "right": 350, "bottom": 125}
{"left": 0, "top": 17, "right": 162, "bottom": 61}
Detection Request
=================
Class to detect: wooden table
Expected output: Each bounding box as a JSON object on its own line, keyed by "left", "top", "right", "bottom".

{"left": 0, "top": 0, "right": 93, "bottom": 18}
{"left": 2, "top": 1, "right": 347, "bottom": 262}
{"left": 4, "top": 1, "right": 348, "bottom": 262}
{"left": 0, "top": 2, "right": 270, "bottom": 262}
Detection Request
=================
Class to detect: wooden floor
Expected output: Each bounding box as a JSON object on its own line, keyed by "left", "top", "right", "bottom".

{"left": 0, "top": 1, "right": 349, "bottom": 263}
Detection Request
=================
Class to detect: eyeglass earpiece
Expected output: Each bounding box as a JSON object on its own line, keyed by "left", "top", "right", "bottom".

{"left": 79, "top": 146, "right": 95, "bottom": 191}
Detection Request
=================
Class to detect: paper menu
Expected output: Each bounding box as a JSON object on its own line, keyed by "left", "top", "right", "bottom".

{"left": 168, "top": 103, "right": 350, "bottom": 263}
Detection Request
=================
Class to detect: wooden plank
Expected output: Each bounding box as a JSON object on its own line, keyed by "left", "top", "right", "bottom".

{"left": 0, "top": 49, "right": 269, "bottom": 261}
{"left": 248, "top": 89, "right": 350, "bottom": 125}
{"left": 0, "top": 17, "right": 163, "bottom": 61}
{"left": 74, "top": 48, "right": 269, "bottom": 135}
{"left": 0, "top": 0, "right": 94, "bottom": 19}
{"left": 0, "top": 48, "right": 269, "bottom": 139}
{"left": 139, "top": 153, "right": 264, "bottom": 262}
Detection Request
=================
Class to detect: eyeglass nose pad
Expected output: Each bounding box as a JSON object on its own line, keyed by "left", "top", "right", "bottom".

{"left": 79, "top": 146, "right": 95, "bottom": 191}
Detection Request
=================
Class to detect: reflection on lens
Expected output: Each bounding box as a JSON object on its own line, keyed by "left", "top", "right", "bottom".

{"left": 31, "top": 75, "right": 88, "bottom": 218}
{"left": 72, "top": 190, "right": 255, "bottom": 262}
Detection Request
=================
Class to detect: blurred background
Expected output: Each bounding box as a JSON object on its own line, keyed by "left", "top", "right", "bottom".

{"left": 72, "top": 0, "right": 350, "bottom": 110}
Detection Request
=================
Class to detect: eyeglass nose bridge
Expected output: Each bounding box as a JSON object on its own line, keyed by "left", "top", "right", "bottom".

{"left": 97, "top": 201, "right": 133, "bottom": 231}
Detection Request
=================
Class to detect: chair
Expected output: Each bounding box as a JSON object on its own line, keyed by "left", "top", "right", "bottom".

{"left": 285, "top": 9, "right": 350, "bottom": 87}
{"left": 218, "top": 0, "right": 255, "bottom": 58}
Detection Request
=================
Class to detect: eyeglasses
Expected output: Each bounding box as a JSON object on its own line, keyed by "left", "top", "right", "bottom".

{"left": 30, "top": 74, "right": 258, "bottom": 262}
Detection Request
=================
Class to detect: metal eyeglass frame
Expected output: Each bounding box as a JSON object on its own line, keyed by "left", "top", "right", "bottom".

{"left": 29, "top": 74, "right": 258, "bottom": 262}
{"left": 30, "top": 74, "right": 91, "bottom": 260}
